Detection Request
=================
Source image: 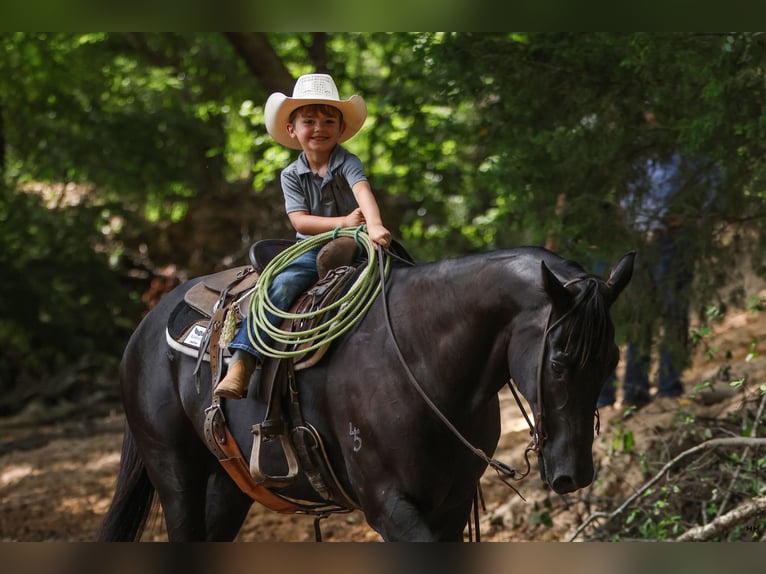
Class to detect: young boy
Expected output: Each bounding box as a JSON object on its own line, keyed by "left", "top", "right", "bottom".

{"left": 214, "top": 73, "right": 392, "bottom": 399}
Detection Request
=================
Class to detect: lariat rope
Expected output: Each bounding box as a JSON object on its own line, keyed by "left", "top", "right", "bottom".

{"left": 246, "top": 226, "right": 390, "bottom": 359}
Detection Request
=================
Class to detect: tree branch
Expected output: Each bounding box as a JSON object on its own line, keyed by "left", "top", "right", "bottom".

{"left": 299, "top": 33, "right": 328, "bottom": 72}
{"left": 569, "top": 437, "right": 766, "bottom": 541}
{"left": 675, "top": 495, "right": 766, "bottom": 541}
{"left": 715, "top": 392, "right": 766, "bottom": 518}
{"left": 223, "top": 32, "right": 295, "bottom": 95}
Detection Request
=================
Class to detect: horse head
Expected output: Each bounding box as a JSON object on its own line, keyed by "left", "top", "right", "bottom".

{"left": 510, "top": 251, "right": 634, "bottom": 494}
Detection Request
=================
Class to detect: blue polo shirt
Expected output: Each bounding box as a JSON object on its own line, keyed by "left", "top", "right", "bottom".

{"left": 281, "top": 145, "right": 368, "bottom": 240}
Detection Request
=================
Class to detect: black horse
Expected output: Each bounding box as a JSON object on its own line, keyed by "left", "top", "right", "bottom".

{"left": 97, "top": 246, "right": 634, "bottom": 541}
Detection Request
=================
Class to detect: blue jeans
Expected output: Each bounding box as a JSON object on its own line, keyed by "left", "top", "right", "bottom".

{"left": 229, "top": 247, "right": 320, "bottom": 361}
{"left": 597, "top": 231, "right": 689, "bottom": 407}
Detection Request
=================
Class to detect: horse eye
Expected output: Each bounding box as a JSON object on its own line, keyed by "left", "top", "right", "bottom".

{"left": 550, "top": 358, "right": 568, "bottom": 377}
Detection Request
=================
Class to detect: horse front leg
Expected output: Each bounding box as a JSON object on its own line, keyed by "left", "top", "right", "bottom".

{"left": 365, "top": 491, "right": 466, "bottom": 542}
{"left": 366, "top": 492, "right": 436, "bottom": 541}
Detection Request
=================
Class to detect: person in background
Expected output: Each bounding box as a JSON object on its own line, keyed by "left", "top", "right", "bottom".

{"left": 598, "top": 143, "right": 721, "bottom": 408}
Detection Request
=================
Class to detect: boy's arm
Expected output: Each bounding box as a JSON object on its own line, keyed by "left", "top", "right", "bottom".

{"left": 287, "top": 209, "right": 365, "bottom": 236}
{"left": 351, "top": 180, "right": 392, "bottom": 247}
{"left": 288, "top": 180, "right": 392, "bottom": 247}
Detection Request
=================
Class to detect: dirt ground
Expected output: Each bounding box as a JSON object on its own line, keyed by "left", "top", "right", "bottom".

{"left": 2, "top": 302, "right": 765, "bottom": 542}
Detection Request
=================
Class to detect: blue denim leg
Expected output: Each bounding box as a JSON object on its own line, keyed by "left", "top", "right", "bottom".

{"left": 622, "top": 341, "right": 651, "bottom": 405}
{"left": 229, "top": 247, "right": 319, "bottom": 359}
{"left": 654, "top": 232, "right": 691, "bottom": 397}
{"left": 656, "top": 347, "right": 684, "bottom": 397}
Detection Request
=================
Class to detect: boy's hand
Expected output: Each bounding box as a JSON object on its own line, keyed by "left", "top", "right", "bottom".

{"left": 342, "top": 208, "right": 365, "bottom": 228}
{"left": 367, "top": 223, "right": 392, "bottom": 248}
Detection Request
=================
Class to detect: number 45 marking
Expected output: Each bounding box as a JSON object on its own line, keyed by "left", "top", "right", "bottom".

{"left": 349, "top": 423, "right": 362, "bottom": 452}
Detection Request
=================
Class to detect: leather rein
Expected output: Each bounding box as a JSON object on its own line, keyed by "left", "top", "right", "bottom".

{"left": 377, "top": 248, "right": 540, "bottom": 488}
{"left": 376, "top": 249, "right": 602, "bottom": 491}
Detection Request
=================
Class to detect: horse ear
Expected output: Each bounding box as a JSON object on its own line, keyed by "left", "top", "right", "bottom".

{"left": 541, "top": 260, "right": 574, "bottom": 312}
{"left": 604, "top": 251, "right": 636, "bottom": 305}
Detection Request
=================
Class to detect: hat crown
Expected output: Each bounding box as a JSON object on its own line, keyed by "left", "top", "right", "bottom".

{"left": 291, "top": 74, "right": 340, "bottom": 101}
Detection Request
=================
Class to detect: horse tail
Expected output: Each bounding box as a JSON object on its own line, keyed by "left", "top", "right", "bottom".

{"left": 96, "top": 425, "right": 157, "bottom": 541}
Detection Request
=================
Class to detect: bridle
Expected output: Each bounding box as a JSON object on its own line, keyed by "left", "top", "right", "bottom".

{"left": 507, "top": 300, "right": 563, "bottom": 482}
{"left": 508, "top": 277, "right": 603, "bottom": 481}
{"left": 377, "top": 248, "right": 601, "bottom": 489}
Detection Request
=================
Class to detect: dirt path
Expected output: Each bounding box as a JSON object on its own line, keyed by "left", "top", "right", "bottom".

{"left": 0, "top": 396, "right": 539, "bottom": 542}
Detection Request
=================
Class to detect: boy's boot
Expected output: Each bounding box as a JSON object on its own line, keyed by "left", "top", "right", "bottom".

{"left": 214, "top": 352, "right": 257, "bottom": 400}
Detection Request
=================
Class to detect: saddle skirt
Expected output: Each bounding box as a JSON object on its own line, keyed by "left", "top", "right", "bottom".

{"left": 165, "top": 265, "right": 258, "bottom": 361}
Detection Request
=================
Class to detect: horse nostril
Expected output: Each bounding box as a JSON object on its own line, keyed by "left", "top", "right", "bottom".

{"left": 551, "top": 475, "right": 577, "bottom": 494}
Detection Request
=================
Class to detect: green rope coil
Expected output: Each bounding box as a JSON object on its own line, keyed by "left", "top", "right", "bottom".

{"left": 247, "top": 226, "right": 390, "bottom": 359}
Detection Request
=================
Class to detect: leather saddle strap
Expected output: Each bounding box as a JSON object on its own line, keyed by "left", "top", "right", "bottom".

{"left": 248, "top": 338, "right": 301, "bottom": 487}
{"left": 193, "top": 267, "right": 257, "bottom": 388}
{"left": 207, "top": 307, "right": 227, "bottom": 387}
{"left": 286, "top": 383, "right": 359, "bottom": 509}
{"left": 203, "top": 399, "right": 301, "bottom": 513}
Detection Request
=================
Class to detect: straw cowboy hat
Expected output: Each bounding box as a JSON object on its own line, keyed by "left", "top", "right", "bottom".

{"left": 264, "top": 73, "right": 367, "bottom": 150}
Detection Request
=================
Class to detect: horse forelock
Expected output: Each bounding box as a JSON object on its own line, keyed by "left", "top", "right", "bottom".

{"left": 558, "top": 276, "right": 613, "bottom": 369}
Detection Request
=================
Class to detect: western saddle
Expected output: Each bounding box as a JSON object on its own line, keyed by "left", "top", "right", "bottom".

{"left": 167, "top": 237, "right": 365, "bottom": 516}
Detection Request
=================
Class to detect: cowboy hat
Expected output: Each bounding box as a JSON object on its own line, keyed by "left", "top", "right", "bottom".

{"left": 264, "top": 73, "right": 367, "bottom": 150}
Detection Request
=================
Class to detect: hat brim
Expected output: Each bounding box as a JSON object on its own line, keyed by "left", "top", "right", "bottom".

{"left": 264, "top": 92, "right": 367, "bottom": 150}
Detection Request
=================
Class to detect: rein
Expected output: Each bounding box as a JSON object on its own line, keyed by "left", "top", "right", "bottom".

{"left": 376, "top": 247, "right": 532, "bottom": 489}
{"left": 376, "top": 252, "right": 603, "bottom": 494}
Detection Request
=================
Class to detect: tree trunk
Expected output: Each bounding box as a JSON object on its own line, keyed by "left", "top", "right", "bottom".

{"left": 223, "top": 33, "right": 295, "bottom": 94}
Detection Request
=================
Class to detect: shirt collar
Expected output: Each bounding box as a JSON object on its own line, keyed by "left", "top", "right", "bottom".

{"left": 295, "top": 145, "right": 344, "bottom": 178}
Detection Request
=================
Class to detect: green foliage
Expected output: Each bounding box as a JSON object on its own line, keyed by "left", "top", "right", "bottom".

{"left": 594, "top": 363, "right": 766, "bottom": 541}
{"left": 0, "top": 33, "right": 267, "bottom": 394}
{"left": 378, "top": 33, "right": 766, "bottom": 323}
{"left": 0, "top": 184, "right": 141, "bottom": 393}
{"left": 529, "top": 499, "right": 554, "bottom": 529}
{"left": 608, "top": 405, "right": 637, "bottom": 455}
{"left": 612, "top": 428, "right": 635, "bottom": 455}
{"left": 692, "top": 305, "right": 727, "bottom": 360}
{"left": 3, "top": 32, "right": 766, "bottom": 405}
{"left": 625, "top": 486, "right": 684, "bottom": 540}
{"left": 598, "top": 409, "right": 765, "bottom": 541}
{"left": 0, "top": 33, "right": 254, "bottom": 205}
{"left": 690, "top": 297, "right": 766, "bottom": 397}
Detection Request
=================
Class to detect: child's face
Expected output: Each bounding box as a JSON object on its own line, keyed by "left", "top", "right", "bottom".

{"left": 286, "top": 107, "right": 345, "bottom": 155}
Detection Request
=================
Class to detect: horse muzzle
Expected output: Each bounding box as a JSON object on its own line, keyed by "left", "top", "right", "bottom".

{"left": 538, "top": 451, "right": 595, "bottom": 494}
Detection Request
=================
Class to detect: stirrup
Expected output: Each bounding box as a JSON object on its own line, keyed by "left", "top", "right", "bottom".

{"left": 250, "top": 420, "right": 300, "bottom": 488}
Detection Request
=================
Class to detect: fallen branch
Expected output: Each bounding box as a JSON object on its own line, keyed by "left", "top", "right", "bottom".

{"left": 569, "top": 437, "right": 766, "bottom": 541}
{"left": 675, "top": 495, "right": 766, "bottom": 541}
{"left": 715, "top": 391, "right": 766, "bottom": 518}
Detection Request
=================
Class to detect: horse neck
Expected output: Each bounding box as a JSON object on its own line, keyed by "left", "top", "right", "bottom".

{"left": 390, "top": 256, "right": 539, "bottom": 409}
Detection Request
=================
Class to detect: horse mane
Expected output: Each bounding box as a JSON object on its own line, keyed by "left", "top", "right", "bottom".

{"left": 414, "top": 247, "right": 614, "bottom": 368}
{"left": 560, "top": 274, "right": 612, "bottom": 368}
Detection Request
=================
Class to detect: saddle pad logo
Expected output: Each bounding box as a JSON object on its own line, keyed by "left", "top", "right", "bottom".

{"left": 183, "top": 325, "right": 207, "bottom": 349}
